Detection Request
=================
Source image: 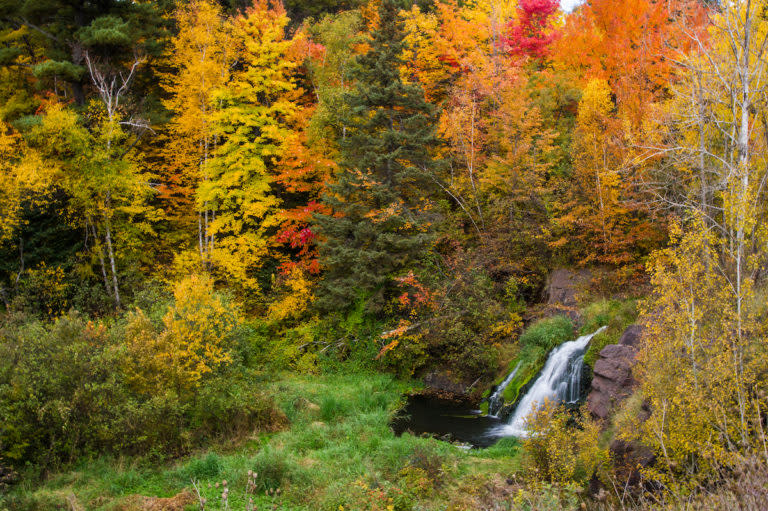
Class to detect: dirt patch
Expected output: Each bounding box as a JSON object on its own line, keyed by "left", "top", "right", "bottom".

{"left": 115, "top": 490, "right": 194, "bottom": 511}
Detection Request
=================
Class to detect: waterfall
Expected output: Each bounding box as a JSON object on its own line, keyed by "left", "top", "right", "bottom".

{"left": 496, "top": 326, "right": 607, "bottom": 438}
{"left": 487, "top": 361, "right": 523, "bottom": 417}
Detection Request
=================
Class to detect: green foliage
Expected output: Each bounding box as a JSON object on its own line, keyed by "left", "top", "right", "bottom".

{"left": 580, "top": 299, "right": 638, "bottom": 367}
{"left": 0, "top": 305, "right": 282, "bottom": 466}
{"left": 184, "top": 452, "right": 223, "bottom": 480}
{"left": 315, "top": 0, "right": 444, "bottom": 313}
{"left": 76, "top": 16, "right": 132, "bottom": 47}
{"left": 31, "top": 60, "right": 85, "bottom": 82}
{"left": 519, "top": 315, "right": 574, "bottom": 351}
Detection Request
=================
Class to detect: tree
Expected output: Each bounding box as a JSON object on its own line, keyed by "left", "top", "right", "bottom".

{"left": 553, "top": 0, "right": 705, "bottom": 128}
{"left": 634, "top": 220, "right": 766, "bottom": 488}
{"left": 557, "top": 79, "right": 625, "bottom": 262}
{"left": 199, "top": 0, "right": 300, "bottom": 299}
{"left": 502, "top": 0, "right": 561, "bottom": 61}
{"left": 0, "top": 0, "right": 168, "bottom": 106}
{"left": 315, "top": 0, "right": 444, "bottom": 313}
{"left": 27, "top": 102, "right": 157, "bottom": 309}
{"left": 159, "top": 0, "right": 233, "bottom": 262}
{"left": 0, "top": 123, "right": 53, "bottom": 244}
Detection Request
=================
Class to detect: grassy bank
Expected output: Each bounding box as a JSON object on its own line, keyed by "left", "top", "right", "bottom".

{"left": 2, "top": 372, "right": 528, "bottom": 511}
{"left": 580, "top": 299, "right": 638, "bottom": 368}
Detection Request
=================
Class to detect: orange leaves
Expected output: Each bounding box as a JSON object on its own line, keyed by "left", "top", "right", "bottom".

{"left": 553, "top": 0, "right": 706, "bottom": 126}
{"left": 394, "top": 270, "right": 434, "bottom": 311}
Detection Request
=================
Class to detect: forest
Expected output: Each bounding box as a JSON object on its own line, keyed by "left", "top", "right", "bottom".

{"left": 1, "top": 0, "right": 768, "bottom": 509}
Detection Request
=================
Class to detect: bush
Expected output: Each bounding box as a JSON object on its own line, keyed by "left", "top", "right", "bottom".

{"left": 522, "top": 402, "right": 608, "bottom": 487}
{"left": 0, "top": 299, "right": 281, "bottom": 466}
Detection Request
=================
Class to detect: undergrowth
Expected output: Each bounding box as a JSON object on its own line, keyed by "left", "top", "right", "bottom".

{"left": 580, "top": 299, "right": 638, "bottom": 368}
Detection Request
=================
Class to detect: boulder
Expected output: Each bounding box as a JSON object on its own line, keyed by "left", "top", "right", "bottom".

{"left": 587, "top": 326, "right": 643, "bottom": 421}
{"left": 619, "top": 324, "right": 644, "bottom": 348}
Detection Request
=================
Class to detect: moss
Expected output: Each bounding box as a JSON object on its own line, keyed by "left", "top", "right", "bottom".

{"left": 481, "top": 316, "right": 574, "bottom": 416}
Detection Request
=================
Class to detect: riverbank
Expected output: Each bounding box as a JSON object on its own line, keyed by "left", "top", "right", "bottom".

{"left": 3, "top": 372, "right": 543, "bottom": 510}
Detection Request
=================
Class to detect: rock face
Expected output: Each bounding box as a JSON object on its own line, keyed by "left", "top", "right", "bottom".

{"left": 424, "top": 371, "right": 469, "bottom": 397}
{"left": 617, "top": 324, "right": 644, "bottom": 348}
{"left": 587, "top": 325, "right": 644, "bottom": 421}
{"left": 547, "top": 269, "right": 591, "bottom": 307}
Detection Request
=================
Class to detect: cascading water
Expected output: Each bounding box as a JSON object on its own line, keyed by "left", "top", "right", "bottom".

{"left": 497, "top": 326, "right": 607, "bottom": 438}
{"left": 486, "top": 361, "right": 523, "bottom": 417}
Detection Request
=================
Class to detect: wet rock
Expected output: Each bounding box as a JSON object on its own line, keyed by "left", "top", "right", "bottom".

{"left": 587, "top": 326, "right": 642, "bottom": 421}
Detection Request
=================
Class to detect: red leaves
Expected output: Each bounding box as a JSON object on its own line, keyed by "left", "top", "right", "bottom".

{"left": 502, "top": 0, "right": 561, "bottom": 60}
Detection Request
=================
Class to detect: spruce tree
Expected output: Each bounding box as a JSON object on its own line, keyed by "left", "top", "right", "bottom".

{"left": 316, "top": 0, "right": 443, "bottom": 313}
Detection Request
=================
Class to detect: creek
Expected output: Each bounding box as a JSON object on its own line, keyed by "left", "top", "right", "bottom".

{"left": 392, "top": 326, "right": 606, "bottom": 447}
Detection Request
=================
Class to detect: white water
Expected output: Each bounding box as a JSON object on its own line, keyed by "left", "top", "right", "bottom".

{"left": 496, "top": 326, "right": 607, "bottom": 438}
{"left": 487, "top": 361, "right": 523, "bottom": 417}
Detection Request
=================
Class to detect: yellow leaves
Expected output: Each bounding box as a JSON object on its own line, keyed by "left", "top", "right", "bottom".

{"left": 197, "top": 0, "right": 304, "bottom": 300}
{"left": 630, "top": 216, "right": 768, "bottom": 487}
{"left": 125, "top": 274, "right": 241, "bottom": 393}
{"left": 0, "top": 122, "right": 56, "bottom": 242}
{"left": 267, "top": 267, "right": 315, "bottom": 321}
{"left": 577, "top": 78, "right": 613, "bottom": 127}
{"left": 523, "top": 402, "right": 608, "bottom": 485}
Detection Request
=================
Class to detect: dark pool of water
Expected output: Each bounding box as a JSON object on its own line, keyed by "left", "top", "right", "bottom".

{"left": 390, "top": 394, "right": 508, "bottom": 448}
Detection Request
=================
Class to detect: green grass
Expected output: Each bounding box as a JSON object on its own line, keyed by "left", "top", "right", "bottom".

{"left": 3, "top": 371, "right": 525, "bottom": 511}
{"left": 580, "top": 299, "right": 638, "bottom": 368}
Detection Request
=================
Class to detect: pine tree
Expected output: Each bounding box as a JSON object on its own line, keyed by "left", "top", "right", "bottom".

{"left": 316, "top": 0, "right": 443, "bottom": 313}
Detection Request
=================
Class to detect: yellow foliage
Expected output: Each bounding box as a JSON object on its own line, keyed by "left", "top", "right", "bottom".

{"left": 632, "top": 219, "right": 768, "bottom": 489}
{"left": 125, "top": 274, "right": 241, "bottom": 393}
{"left": 268, "top": 267, "right": 315, "bottom": 321}
{"left": 523, "top": 402, "right": 608, "bottom": 486}
{"left": 0, "top": 123, "right": 55, "bottom": 242}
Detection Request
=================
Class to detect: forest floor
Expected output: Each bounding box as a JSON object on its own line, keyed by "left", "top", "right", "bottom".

{"left": 4, "top": 372, "right": 536, "bottom": 510}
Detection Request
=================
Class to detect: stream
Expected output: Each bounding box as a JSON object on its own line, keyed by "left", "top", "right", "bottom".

{"left": 392, "top": 327, "right": 606, "bottom": 447}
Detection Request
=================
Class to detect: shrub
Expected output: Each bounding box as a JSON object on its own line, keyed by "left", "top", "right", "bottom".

{"left": 123, "top": 274, "right": 242, "bottom": 394}
{"left": 580, "top": 299, "right": 637, "bottom": 367}
{"left": 523, "top": 402, "right": 608, "bottom": 486}
{"left": 0, "top": 301, "right": 280, "bottom": 466}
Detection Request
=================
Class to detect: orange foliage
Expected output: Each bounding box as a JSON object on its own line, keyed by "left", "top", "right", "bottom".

{"left": 553, "top": 0, "right": 706, "bottom": 126}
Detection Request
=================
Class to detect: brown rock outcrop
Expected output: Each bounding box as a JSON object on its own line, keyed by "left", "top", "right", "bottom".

{"left": 587, "top": 325, "right": 644, "bottom": 421}
{"left": 547, "top": 268, "right": 591, "bottom": 307}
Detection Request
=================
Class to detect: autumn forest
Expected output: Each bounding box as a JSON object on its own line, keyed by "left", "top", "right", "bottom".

{"left": 2, "top": 0, "right": 768, "bottom": 509}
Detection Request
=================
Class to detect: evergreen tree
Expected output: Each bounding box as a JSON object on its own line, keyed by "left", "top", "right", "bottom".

{"left": 0, "top": 0, "right": 169, "bottom": 109}
{"left": 315, "top": 0, "right": 443, "bottom": 313}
